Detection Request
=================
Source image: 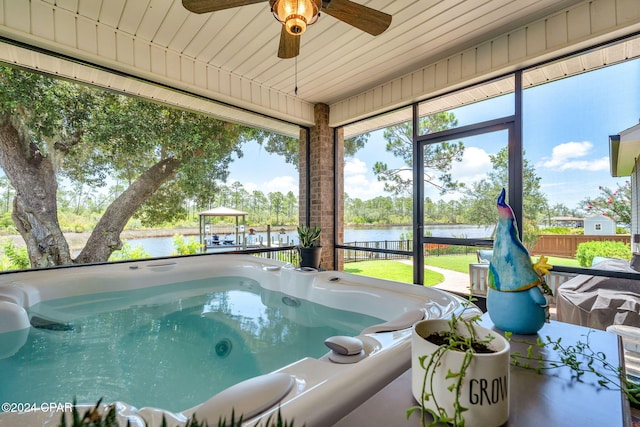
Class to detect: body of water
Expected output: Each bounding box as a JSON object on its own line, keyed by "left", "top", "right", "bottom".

{"left": 125, "top": 224, "right": 494, "bottom": 258}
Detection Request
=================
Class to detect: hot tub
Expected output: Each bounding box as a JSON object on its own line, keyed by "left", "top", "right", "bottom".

{"left": 0, "top": 254, "right": 475, "bottom": 426}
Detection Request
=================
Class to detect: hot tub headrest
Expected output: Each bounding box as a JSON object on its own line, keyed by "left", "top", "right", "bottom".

{"left": 361, "top": 309, "right": 426, "bottom": 334}
{"left": 0, "top": 301, "right": 30, "bottom": 333}
{"left": 182, "top": 372, "right": 294, "bottom": 422}
{"left": 0, "top": 301, "right": 30, "bottom": 359}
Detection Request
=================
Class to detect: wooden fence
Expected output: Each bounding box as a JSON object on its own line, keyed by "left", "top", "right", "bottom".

{"left": 530, "top": 234, "right": 630, "bottom": 258}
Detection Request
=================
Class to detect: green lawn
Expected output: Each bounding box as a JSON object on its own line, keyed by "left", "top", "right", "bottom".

{"left": 424, "top": 254, "right": 580, "bottom": 273}
{"left": 424, "top": 254, "right": 477, "bottom": 272}
{"left": 343, "top": 254, "right": 580, "bottom": 284}
{"left": 344, "top": 260, "right": 444, "bottom": 286}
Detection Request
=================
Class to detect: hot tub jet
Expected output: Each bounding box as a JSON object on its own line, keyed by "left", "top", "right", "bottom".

{"left": 214, "top": 338, "right": 232, "bottom": 358}
{"left": 281, "top": 296, "right": 301, "bottom": 307}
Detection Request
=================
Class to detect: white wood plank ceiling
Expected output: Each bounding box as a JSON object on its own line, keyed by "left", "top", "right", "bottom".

{"left": 0, "top": 0, "right": 638, "bottom": 134}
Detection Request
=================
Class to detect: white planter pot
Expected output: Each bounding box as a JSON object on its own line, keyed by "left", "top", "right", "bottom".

{"left": 411, "top": 319, "right": 510, "bottom": 426}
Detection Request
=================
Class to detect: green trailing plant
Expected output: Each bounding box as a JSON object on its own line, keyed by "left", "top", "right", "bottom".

{"left": 507, "top": 331, "right": 640, "bottom": 408}
{"left": 296, "top": 225, "right": 321, "bottom": 248}
{"left": 59, "top": 399, "right": 300, "bottom": 427}
{"left": 407, "top": 299, "right": 495, "bottom": 427}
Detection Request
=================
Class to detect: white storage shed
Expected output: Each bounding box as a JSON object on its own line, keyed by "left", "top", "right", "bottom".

{"left": 584, "top": 215, "right": 616, "bottom": 235}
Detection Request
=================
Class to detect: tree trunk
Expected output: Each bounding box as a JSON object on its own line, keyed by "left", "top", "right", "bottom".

{"left": 75, "top": 157, "right": 181, "bottom": 264}
{"left": 0, "top": 113, "right": 182, "bottom": 268}
{"left": 0, "top": 115, "right": 73, "bottom": 268}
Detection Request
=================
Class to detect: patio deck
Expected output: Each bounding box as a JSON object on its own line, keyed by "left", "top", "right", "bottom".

{"left": 396, "top": 260, "right": 472, "bottom": 295}
{"left": 428, "top": 265, "right": 472, "bottom": 295}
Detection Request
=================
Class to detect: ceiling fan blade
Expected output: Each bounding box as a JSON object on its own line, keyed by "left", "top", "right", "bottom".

{"left": 278, "top": 27, "right": 300, "bottom": 59}
{"left": 182, "top": 0, "right": 266, "bottom": 14}
{"left": 321, "top": 0, "right": 391, "bottom": 36}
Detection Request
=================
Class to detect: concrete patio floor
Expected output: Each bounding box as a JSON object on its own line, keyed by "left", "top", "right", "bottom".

{"left": 429, "top": 265, "right": 473, "bottom": 295}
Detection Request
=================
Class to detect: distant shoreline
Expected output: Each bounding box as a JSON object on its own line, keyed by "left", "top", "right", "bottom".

{"left": 0, "top": 223, "right": 474, "bottom": 251}
{"left": 0, "top": 228, "right": 202, "bottom": 252}
{"left": 1, "top": 226, "right": 302, "bottom": 252}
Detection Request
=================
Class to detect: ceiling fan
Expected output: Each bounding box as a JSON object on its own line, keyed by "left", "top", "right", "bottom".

{"left": 182, "top": 0, "right": 392, "bottom": 59}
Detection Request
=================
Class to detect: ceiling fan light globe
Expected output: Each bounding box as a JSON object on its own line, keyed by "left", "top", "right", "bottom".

{"left": 286, "top": 16, "right": 306, "bottom": 34}
{"left": 273, "top": 0, "right": 319, "bottom": 35}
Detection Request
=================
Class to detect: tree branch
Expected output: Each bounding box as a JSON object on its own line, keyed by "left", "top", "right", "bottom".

{"left": 75, "top": 157, "right": 181, "bottom": 263}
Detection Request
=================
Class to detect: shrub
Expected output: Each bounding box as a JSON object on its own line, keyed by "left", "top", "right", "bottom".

{"left": 109, "top": 242, "right": 151, "bottom": 261}
{"left": 124, "top": 218, "right": 144, "bottom": 230}
{"left": 0, "top": 239, "right": 29, "bottom": 270}
{"left": 58, "top": 212, "right": 95, "bottom": 233}
{"left": 173, "top": 234, "right": 203, "bottom": 255}
{"left": 541, "top": 226, "right": 583, "bottom": 235}
{"left": 0, "top": 212, "right": 16, "bottom": 232}
{"left": 575, "top": 240, "right": 631, "bottom": 267}
{"left": 523, "top": 219, "right": 540, "bottom": 251}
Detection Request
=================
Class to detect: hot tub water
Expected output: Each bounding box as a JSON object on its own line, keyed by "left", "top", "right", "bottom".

{"left": 0, "top": 276, "right": 382, "bottom": 412}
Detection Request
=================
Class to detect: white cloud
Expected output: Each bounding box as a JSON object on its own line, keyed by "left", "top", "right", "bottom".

{"left": 344, "top": 158, "right": 368, "bottom": 175}
{"left": 345, "top": 174, "right": 386, "bottom": 200}
{"left": 449, "top": 146, "right": 492, "bottom": 184}
{"left": 241, "top": 181, "right": 258, "bottom": 193}
{"left": 539, "top": 141, "right": 609, "bottom": 171}
{"left": 263, "top": 176, "right": 298, "bottom": 194}
{"left": 344, "top": 157, "right": 387, "bottom": 199}
{"left": 422, "top": 147, "right": 492, "bottom": 202}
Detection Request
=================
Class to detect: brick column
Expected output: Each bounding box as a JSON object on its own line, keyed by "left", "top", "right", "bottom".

{"left": 335, "top": 127, "right": 344, "bottom": 272}
{"left": 299, "top": 103, "right": 343, "bottom": 271}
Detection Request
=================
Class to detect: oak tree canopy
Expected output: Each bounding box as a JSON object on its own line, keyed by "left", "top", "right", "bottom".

{"left": 0, "top": 66, "right": 290, "bottom": 268}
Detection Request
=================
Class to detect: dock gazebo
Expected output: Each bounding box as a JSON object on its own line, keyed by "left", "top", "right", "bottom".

{"left": 198, "top": 207, "right": 247, "bottom": 249}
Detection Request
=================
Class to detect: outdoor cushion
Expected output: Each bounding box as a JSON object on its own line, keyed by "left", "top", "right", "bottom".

{"left": 477, "top": 249, "right": 493, "bottom": 263}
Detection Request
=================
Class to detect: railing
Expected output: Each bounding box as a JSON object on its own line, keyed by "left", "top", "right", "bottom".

{"left": 342, "top": 240, "right": 413, "bottom": 262}
{"left": 228, "top": 245, "right": 299, "bottom": 265}
{"left": 468, "top": 262, "right": 577, "bottom": 303}
{"left": 342, "top": 240, "right": 480, "bottom": 262}
{"left": 206, "top": 233, "right": 631, "bottom": 266}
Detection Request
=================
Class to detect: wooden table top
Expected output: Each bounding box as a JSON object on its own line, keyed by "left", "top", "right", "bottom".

{"left": 335, "top": 315, "right": 631, "bottom": 426}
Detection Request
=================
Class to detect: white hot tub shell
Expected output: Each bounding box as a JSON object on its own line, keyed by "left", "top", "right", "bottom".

{"left": 0, "top": 254, "right": 476, "bottom": 426}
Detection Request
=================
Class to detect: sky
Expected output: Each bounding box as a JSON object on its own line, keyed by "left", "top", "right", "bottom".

{"left": 228, "top": 58, "right": 640, "bottom": 211}
{"left": 228, "top": 143, "right": 299, "bottom": 196}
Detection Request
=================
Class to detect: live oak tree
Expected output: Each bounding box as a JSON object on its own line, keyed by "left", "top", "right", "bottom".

{"left": 261, "top": 131, "right": 370, "bottom": 170}
{"left": 0, "top": 66, "right": 282, "bottom": 268}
